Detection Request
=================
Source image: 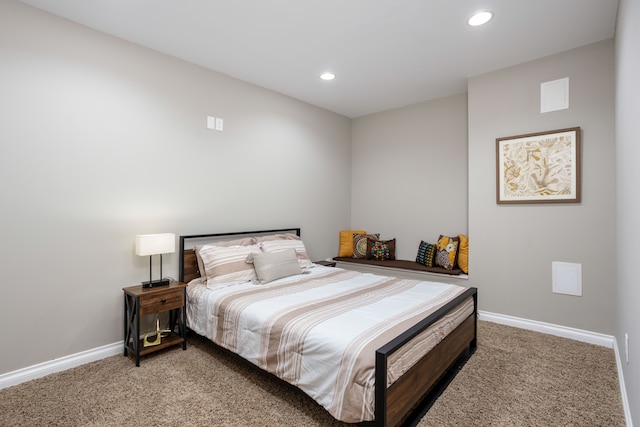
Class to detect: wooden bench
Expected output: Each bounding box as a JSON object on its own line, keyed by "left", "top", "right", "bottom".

{"left": 332, "top": 257, "right": 464, "bottom": 276}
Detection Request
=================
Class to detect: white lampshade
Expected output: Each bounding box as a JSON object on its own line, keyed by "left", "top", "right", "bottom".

{"left": 135, "top": 233, "right": 175, "bottom": 256}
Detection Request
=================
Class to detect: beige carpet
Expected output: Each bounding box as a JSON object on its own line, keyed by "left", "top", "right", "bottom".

{"left": 0, "top": 321, "right": 625, "bottom": 426}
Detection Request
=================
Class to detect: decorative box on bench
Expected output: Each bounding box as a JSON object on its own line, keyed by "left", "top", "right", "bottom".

{"left": 332, "top": 257, "right": 464, "bottom": 276}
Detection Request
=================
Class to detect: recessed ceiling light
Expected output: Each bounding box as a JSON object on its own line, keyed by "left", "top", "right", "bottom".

{"left": 467, "top": 11, "right": 493, "bottom": 26}
{"left": 320, "top": 72, "right": 335, "bottom": 81}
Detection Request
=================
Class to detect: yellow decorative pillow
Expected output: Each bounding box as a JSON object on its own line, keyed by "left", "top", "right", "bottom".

{"left": 339, "top": 230, "right": 366, "bottom": 257}
{"left": 457, "top": 234, "right": 469, "bottom": 274}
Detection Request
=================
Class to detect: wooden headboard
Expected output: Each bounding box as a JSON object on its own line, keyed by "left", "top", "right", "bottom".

{"left": 178, "top": 228, "right": 301, "bottom": 283}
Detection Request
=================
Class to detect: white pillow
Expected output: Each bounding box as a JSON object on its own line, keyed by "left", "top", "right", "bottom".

{"left": 260, "top": 239, "right": 313, "bottom": 269}
{"left": 246, "top": 249, "right": 301, "bottom": 284}
{"left": 199, "top": 244, "right": 260, "bottom": 286}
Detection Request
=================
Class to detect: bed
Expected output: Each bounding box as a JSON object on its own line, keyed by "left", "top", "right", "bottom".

{"left": 179, "top": 228, "right": 477, "bottom": 426}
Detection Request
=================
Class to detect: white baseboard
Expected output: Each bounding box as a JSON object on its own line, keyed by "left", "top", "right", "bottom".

{"left": 0, "top": 341, "right": 122, "bottom": 390}
{"left": 613, "top": 336, "right": 634, "bottom": 427}
{"left": 480, "top": 310, "right": 632, "bottom": 427}
{"left": 478, "top": 310, "right": 614, "bottom": 348}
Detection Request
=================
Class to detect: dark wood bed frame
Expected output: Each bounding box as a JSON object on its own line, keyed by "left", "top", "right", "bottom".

{"left": 178, "top": 228, "right": 477, "bottom": 427}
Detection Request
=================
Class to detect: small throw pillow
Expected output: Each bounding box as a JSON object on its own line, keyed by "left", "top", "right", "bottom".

{"left": 367, "top": 238, "right": 396, "bottom": 261}
{"left": 246, "top": 249, "right": 301, "bottom": 283}
{"left": 416, "top": 241, "right": 436, "bottom": 267}
{"left": 339, "top": 230, "right": 366, "bottom": 257}
{"left": 260, "top": 239, "right": 314, "bottom": 268}
{"left": 353, "top": 233, "right": 380, "bottom": 258}
{"left": 457, "top": 234, "right": 469, "bottom": 274}
{"left": 435, "top": 235, "right": 460, "bottom": 270}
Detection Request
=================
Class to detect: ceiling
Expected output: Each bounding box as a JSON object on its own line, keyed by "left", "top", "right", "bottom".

{"left": 18, "top": 0, "right": 618, "bottom": 118}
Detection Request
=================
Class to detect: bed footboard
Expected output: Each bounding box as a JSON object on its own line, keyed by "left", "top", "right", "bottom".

{"left": 375, "top": 287, "right": 478, "bottom": 427}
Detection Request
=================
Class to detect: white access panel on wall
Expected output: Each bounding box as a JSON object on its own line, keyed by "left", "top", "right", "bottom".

{"left": 552, "top": 261, "right": 582, "bottom": 296}
{"left": 541, "top": 77, "right": 569, "bottom": 113}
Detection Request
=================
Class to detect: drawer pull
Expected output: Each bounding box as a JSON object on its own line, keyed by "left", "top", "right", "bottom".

{"left": 161, "top": 298, "right": 167, "bottom": 304}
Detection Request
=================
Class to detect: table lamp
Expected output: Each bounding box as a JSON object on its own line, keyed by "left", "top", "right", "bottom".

{"left": 135, "top": 233, "right": 175, "bottom": 288}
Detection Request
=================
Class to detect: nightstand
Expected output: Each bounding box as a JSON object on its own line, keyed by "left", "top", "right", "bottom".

{"left": 123, "top": 281, "right": 187, "bottom": 366}
{"left": 315, "top": 260, "right": 337, "bottom": 267}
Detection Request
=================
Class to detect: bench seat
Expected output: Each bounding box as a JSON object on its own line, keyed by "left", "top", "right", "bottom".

{"left": 332, "top": 257, "right": 463, "bottom": 276}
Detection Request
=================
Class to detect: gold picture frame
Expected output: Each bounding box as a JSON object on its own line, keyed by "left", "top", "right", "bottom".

{"left": 496, "top": 127, "right": 581, "bottom": 204}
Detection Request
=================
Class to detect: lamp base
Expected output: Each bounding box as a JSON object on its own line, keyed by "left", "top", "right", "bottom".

{"left": 142, "top": 279, "right": 171, "bottom": 289}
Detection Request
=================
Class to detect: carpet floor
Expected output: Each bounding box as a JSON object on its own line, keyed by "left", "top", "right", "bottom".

{"left": 0, "top": 321, "right": 625, "bottom": 426}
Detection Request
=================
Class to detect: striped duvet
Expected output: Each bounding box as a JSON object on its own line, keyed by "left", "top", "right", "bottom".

{"left": 186, "top": 265, "right": 473, "bottom": 423}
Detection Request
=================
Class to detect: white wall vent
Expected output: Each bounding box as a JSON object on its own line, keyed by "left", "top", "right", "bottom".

{"left": 552, "top": 261, "right": 582, "bottom": 296}
{"left": 541, "top": 77, "right": 569, "bottom": 113}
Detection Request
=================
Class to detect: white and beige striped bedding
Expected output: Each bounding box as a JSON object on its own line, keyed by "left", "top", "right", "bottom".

{"left": 186, "top": 265, "right": 473, "bottom": 423}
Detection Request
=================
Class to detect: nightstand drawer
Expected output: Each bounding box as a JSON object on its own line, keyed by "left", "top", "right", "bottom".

{"left": 139, "top": 289, "right": 184, "bottom": 315}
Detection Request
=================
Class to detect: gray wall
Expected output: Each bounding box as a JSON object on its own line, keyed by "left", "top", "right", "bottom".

{"left": 351, "top": 93, "right": 469, "bottom": 260}
{"left": 2, "top": 3, "right": 635, "bottom": 422}
{"left": 615, "top": 0, "right": 640, "bottom": 423}
{"left": 467, "top": 40, "right": 616, "bottom": 333}
{"left": 352, "top": 40, "right": 618, "bottom": 336}
{"left": 0, "top": 1, "right": 352, "bottom": 375}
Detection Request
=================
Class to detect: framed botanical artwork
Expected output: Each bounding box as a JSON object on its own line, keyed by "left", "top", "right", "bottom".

{"left": 496, "top": 127, "right": 581, "bottom": 204}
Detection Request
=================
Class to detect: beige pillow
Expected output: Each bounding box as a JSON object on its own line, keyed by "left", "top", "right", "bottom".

{"left": 260, "top": 239, "right": 313, "bottom": 268}
{"left": 195, "top": 237, "right": 255, "bottom": 280}
{"left": 254, "top": 233, "right": 300, "bottom": 243}
{"left": 199, "top": 244, "right": 260, "bottom": 286}
{"left": 246, "top": 249, "right": 301, "bottom": 283}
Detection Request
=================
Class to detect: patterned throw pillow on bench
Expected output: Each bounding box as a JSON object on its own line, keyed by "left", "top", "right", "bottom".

{"left": 353, "top": 233, "right": 380, "bottom": 258}
{"left": 435, "top": 235, "right": 460, "bottom": 270}
{"left": 416, "top": 241, "right": 437, "bottom": 267}
{"left": 367, "top": 238, "right": 396, "bottom": 261}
